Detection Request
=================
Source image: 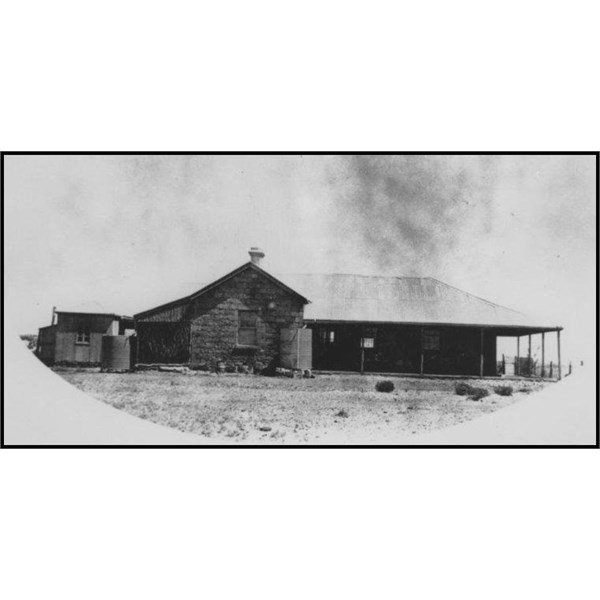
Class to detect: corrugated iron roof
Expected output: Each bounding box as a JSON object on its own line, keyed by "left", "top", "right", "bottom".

{"left": 56, "top": 311, "right": 132, "bottom": 319}
{"left": 277, "top": 273, "right": 553, "bottom": 329}
{"left": 134, "top": 261, "right": 560, "bottom": 331}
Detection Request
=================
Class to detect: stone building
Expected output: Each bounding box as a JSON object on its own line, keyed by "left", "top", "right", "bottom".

{"left": 134, "top": 249, "right": 308, "bottom": 372}
{"left": 134, "top": 248, "right": 564, "bottom": 377}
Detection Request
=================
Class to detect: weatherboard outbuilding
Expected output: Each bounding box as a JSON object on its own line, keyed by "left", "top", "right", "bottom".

{"left": 37, "top": 310, "right": 135, "bottom": 367}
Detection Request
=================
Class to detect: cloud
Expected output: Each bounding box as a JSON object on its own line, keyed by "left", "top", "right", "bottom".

{"left": 326, "top": 155, "right": 497, "bottom": 275}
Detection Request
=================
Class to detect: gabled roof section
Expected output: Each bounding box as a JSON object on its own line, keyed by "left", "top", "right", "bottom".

{"left": 277, "top": 273, "right": 556, "bottom": 329}
{"left": 190, "top": 262, "right": 309, "bottom": 304}
{"left": 134, "top": 262, "right": 309, "bottom": 320}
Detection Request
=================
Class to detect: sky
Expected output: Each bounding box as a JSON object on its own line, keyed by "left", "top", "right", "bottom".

{"left": 4, "top": 154, "right": 596, "bottom": 363}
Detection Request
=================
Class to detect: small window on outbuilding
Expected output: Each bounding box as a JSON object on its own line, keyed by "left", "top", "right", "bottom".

{"left": 76, "top": 328, "right": 91, "bottom": 344}
{"left": 238, "top": 311, "right": 258, "bottom": 346}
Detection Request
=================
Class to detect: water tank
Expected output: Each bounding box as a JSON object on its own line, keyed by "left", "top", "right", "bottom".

{"left": 280, "top": 328, "right": 312, "bottom": 370}
{"left": 101, "top": 335, "right": 133, "bottom": 372}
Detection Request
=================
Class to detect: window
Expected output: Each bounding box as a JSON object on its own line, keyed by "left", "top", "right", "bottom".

{"left": 76, "top": 328, "right": 91, "bottom": 344}
{"left": 320, "top": 329, "right": 336, "bottom": 344}
{"left": 423, "top": 329, "right": 440, "bottom": 350}
{"left": 238, "top": 311, "right": 258, "bottom": 346}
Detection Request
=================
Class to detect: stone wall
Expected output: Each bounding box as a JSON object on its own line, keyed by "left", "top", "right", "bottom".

{"left": 189, "top": 268, "right": 305, "bottom": 371}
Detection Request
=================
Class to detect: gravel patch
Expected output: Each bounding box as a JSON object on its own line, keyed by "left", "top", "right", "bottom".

{"left": 56, "top": 370, "right": 549, "bottom": 444}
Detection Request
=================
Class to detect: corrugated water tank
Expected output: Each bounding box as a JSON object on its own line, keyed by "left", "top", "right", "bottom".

{"left": 280, "top": 328, "right": 312, "bottom": 370}
{"left": 101, "top": 335, "right": 133, "bottom": 371}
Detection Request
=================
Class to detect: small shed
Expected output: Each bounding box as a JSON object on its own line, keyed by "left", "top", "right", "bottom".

{"left": 36, "top": 310, "right": 134, "bottom": 367}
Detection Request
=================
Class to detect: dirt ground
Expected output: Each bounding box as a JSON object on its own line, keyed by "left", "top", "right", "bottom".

{"left": 55, "top": 369, "right": 550, "bottom": 445}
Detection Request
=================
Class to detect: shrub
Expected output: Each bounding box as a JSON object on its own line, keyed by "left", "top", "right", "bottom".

{"left": 335, "top": 410, "right": 349, "bottom": 418}
{"left": 469, "top": 387, "right": 490, "bottom": 401}
{"left": 493, "top": 385, "right": 514, "bottom": 397}
{"left": 455, "top": 382, "right": 476, "bottom": 396}
{"left": 376, "top": 380, "right": 395, "bottom": 393}
{"left": 20, "top": 334, "right": 38, "bottom": 350}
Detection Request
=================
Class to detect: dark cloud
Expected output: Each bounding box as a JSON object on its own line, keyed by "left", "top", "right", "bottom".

{"left": 328, "top": 155, "right": 497, "bottom": 274}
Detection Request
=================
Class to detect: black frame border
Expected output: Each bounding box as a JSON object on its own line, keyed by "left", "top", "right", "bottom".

{"left": 2, "top": 151, "right": 598, "bottom": 449}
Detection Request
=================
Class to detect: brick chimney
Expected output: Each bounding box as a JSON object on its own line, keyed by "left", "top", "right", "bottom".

{"left": 249, "top": 247, "right": 265, "bottom": 267}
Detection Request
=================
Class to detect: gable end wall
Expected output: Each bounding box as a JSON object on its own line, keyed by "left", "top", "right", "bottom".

{"left": 189, "top": 268, "right": 305, "bottom": 370}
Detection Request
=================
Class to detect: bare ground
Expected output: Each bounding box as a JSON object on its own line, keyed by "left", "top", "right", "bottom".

{"left": 55, "top": 369, "right": 550, "bottom": 444}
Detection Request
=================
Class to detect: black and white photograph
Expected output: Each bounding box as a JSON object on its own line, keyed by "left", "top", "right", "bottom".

{"left": 1, "top": 4, "right": 599, "bottom": 600}
{"left": 3, "top": 153, "right": 597, "bottom": 447}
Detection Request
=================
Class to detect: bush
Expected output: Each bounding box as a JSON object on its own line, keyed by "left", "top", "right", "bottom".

{"left": 20, "top": 334, "right": 38, "bottom": 350}
{"left": 493, "top": 385, "right": 513, "bottom": 397}
{"left": 335, "top": 410, "right": 349, "bottom": 418}
{"left": 253, "top": 361, "right": 264, "bottom": 370}
{"left": 376, "top": 380, "right": 395, "bottom": 393}
{"left": 455, "top": 382, "right": 476, "bottom": 396}
{"left": 455, "top": 382, "right": 490, "bottom": 400}
{"left": 469, "top": 387, "right": 490, "bottom": 401}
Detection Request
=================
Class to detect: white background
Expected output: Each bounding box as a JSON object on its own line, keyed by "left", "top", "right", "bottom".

{"left": 2, "top": 1, "right": 598, "bottom": 599}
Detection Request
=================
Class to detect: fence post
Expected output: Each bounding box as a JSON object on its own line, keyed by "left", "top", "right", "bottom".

{"left": 480, "top": 328, "right": 484, "bottom": 377}
{"left": 557, "top": 329, "right": 562, "bottom": 381}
